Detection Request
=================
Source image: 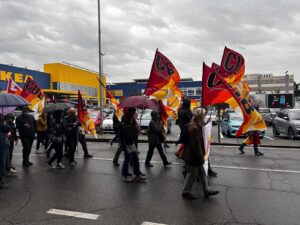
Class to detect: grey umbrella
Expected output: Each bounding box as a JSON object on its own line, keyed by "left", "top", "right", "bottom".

{"left": 0, "top": 93, "right": 29, "bottom": 107}
{"left": 43, "top": 103, "right": 72, "bottom": 113}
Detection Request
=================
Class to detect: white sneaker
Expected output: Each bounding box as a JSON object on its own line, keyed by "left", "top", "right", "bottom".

{"left": 10, "top": 168, "right": 17, "bottom": 173}
{"left": 123, "top": 176, "right": 133, "bottom": 182}
{"left": 56, "top": 163, "right": 65, "bottom": 169}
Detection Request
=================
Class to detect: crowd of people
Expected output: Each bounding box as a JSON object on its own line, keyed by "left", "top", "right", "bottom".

{"left": 0, "top": 98, "right": 262, "bottom": 200}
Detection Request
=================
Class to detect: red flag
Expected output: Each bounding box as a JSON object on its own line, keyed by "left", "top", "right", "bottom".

{"left": 144, "top": 49, "right": 180, "bottom": 96}
{"left": 7, "top": 78, "right": 22, "bottom": 95}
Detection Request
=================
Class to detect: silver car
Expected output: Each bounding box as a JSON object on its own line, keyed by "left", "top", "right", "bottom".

{"left": 272, "top": 109, "right": 300, "bottom": 140}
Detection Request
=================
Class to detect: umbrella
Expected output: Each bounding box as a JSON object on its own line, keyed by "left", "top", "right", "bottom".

{"left": 0, "top": 93, "right": 29, "bottom": 107}
{"left": 119, "top": 96, "right": 158, "bottom": 110}
{"left": 43, "top": 103, "right": 72, "bottom": 113}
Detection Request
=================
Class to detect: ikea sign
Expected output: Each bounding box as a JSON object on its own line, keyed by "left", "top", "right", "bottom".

{"left": 0, "top": 64, "right": 50, "bottom": 90}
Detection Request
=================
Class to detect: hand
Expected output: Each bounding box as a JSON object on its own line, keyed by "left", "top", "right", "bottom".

{"left": 24, "top": 123, "right": 30, "bottom": 128}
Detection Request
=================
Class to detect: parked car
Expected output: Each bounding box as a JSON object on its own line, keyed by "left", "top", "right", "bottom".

{"left": 89, "top": 109, "right": 112, "bottom": 133}
{"left": 206, "top": 110, "right": 218, "bottom": 125}
{"left": 272, "top": 109, "right": 300, "bottom": 140}
{"left": 259, "top": 108, "right": 275, "bottom": 126}
{"left": 139, "top": 112, "right": 152, "bottom": 134}
{"left": 221, "top": 111, "right": 243, "bottom": 137}
{"left": 221, "top": 110, "right": 265, "bottom": 138}
{"left": 102, "top": 112, "right": 114, "bottom": 132}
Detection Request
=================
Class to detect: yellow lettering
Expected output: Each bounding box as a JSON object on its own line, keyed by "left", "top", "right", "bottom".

{"left": 24, "top": 75, "right": 33, "bottom": 83}
{"left": 0, "top": 71, "right": 12, "bottom": 81}
{"left": 14, "top": 73, "right": 23, "bottom": 83}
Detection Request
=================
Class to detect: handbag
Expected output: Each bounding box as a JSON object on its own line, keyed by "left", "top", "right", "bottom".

{"left": 125, "top": 144, "right": 137, "bottom": 154}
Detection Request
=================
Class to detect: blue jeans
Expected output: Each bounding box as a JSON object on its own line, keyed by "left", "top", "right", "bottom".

{"left": 122, "top": 150, "right": 141, "bottom": 177}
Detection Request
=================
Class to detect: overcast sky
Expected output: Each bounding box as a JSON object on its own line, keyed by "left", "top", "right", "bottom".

{"left": 0, "top": 0, "right": 300, "bottom": 83}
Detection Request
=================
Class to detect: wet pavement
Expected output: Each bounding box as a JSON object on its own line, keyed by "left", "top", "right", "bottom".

{"left": 1, "top": 140, "right": 300, "bottom": 225}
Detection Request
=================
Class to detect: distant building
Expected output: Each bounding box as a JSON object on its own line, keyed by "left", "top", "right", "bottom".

{"left": 107, "top": 78, "right": 202, "bottom": 103}
{"left": 245, "top": 73, "right": 294, "bottom": 94}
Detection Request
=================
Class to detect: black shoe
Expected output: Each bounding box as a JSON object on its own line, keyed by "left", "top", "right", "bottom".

{"left": 164, "top": 162, "right": 172, "bottom": 167}
{"left": 204, "top": 190, "right": 220, "bottom": 198}
{"left": 255, "top": 151, "right": 264, "bottom": 156}
{"left": 84, "top": 154, "right": 93, "bottom": 158}
{"left": 164, "top": 144, "right": 170, "bottom": 148}
{"left": 182, "top": 192, "right": 197, "bottom": 200}
{"left": 208, "top": 169, "right": 218, "bottom": 177}
{"left": 28, "top": 162, "right": 33, "bottom": 166}
{"left": 22, "top": 162, "right": 30, "bottom": 167}
{"left": 145, "top": 163, "right": 153, "bottom": 167}
{"left": 239, "top": 147, "right": 245, "bottom": 154}
{"left": 113, "top": 161, "right": 120, "bottom": 167}
{"left": 0, "top": 183, "right": 9, "bottom": 189}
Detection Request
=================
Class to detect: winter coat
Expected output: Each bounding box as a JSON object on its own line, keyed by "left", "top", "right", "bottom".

{"left": 0, "top": 119, "right": 10, "bottom": 148}
{"left": 178, "top": 108, "right": 193, "bottom": 130}
{"left": 37, "top": 115, "right": 48, "bottom": 132}
{"left": 16, "top": 114, "right": 36, "bottom": 138}
{"left": 120, "top": 120, "right": 139, "bottom": 146}
{"left": 148, "top": 119, "right": 164, "bottom": 146}
{"left": 182, "top": 122, "right": 205, "bottom": 167}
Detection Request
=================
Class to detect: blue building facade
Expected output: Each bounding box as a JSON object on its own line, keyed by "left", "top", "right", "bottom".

{"left": 0, "top": 64, "right": 50, "bottom": 91}
{"left": 107, "top": 79, "right": 202, "bottom": 101}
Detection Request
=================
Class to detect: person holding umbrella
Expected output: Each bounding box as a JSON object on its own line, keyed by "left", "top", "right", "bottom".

{"left": 16, "top": 107, "right": 36, "bottom": 167}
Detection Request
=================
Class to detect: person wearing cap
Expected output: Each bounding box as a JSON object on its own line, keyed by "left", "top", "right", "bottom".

{"left": 4, "top": 113, "right": 18, "bottom": 175}
{"left": 16, "top": 107, "right": 36, "bottom": 167}
{"left": 64, "top": 107, "right": 80, "bottom": 167}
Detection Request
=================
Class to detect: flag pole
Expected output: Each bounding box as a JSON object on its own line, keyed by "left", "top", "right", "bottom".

{"left": 97, "top": 0, "right": 103, "bottom": 133}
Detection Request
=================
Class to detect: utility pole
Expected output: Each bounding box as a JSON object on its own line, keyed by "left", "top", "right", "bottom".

{"left": 97, "top": 0, "right": 103, "bottom": 132}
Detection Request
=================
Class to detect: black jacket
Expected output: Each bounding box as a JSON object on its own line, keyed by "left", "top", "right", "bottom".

{"left": 113, "top": 114, "right": 121, "bottom": 131}
{"left": 148, "top": 120, "right": 164, "bottom": 146}
{"left": 120, "top": 121, "right": 138, "bottom": 146}
{"left": 0, "top": 119, "right": 10, "bottom": 148}
{"left": 16, "top": 114, "right": 36, "bottom": 138}
{"left": 64, "top": 114, "right": 79, "bottom": 136}
{"left": 178, "top": 108, "right": 193, "bottom": 130}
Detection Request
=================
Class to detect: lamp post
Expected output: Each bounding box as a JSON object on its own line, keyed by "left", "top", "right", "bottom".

{"left": 97, "top": 0, "right": 103, "bottom": 132}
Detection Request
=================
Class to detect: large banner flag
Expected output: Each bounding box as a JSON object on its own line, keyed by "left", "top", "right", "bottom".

{"left": 144, "top": 49, "right": 180, "bottom": 98}
{"left": 78, "top": 90, "right": 97, "bottom": 138}
{"left": 7, "top": 78, "right": 22, "bottom": 95}
{"left": 202, "top": 62, "right": 266, "bottom": 136}
{"left": 20, "top": 77, "right": 45, "bottom": 114}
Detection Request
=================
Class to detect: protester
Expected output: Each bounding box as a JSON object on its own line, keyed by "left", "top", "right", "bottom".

{"left": 120, "top": 107, "right": 147, "bottom": 182}
{"left": 64, "top": 108, "right": 80, "bottom": 167}
{"left": 239, "top": 131, "right": 264, "bottom": 156}
{"left": 176, "top": 98, "right": 193, "bottom": 145}
{"left": 4, "top": 114, "right": 17, "bottom": 175}
{"left": 109, "top": 110, "right": 121, "bottom": 147}
{"left": 182, "top": 108, "right": 219, "bottom": 199}
{"left": 0, "top": 114, "right": 10, "bottom": 189}
{"left": 145, "top": 110, "right": 172, "bottom": 167}
{"left": 16, "top": 107, "right": 36, "bottom": 167}
{"left": 78, "top": 124, "right": 93, "bottom": 158}
{"left": 36, "top": 112, "right": 48, "bottom": 153}
{"left": 48, "top": 113, "right": 65, "bottom": 169}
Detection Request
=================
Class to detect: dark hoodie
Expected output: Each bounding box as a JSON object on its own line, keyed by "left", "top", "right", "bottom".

{"left": 178, "top": 99, "right": 193, "bottom": 130}
{"left": 148, "top": 111, "right": 164, "bottom": 145}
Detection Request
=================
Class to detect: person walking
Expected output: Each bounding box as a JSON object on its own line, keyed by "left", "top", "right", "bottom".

{"left": 0, "top": 114, "right": 10, "bottom": 189}
{"left": 4, "top": 113, "right": 17, "bottom": 174}
{"left": 176, "top": 98, "right": 193, "bottom": 145}
{"left": 145, "top": 110, "right": 172, "bottom": 167}
{"left": 16, "top": 107, "right": 36, "bottom": 167}
{"left": 36, "top": 112, "right": 48, "bottom": 153}
{"left": 182, "top": 108, "right": 219, "bottom": 200}
{"left": 109, "top": 111, "right": 121, "bottom": 147}
{"left": 120, "top": 108, "right": 147, "bottom": 182}
{"left": 48, "top": 113, "right": 65, "bottom": 169}
{"left": 239, "top": 131, "right": 264, "bottom": 156}
{"left": 78, "top": 124, "right": 93, "bottom": 158}
{"left": 64, "top": 108, "right": 80, "bottom": 167}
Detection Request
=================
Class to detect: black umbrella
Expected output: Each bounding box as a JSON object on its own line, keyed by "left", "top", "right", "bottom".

{"left": 0, "top": 93, "right": 29, "bottom": 107}
{"left": 43, "top": 103, "right": 72, "bottom": 113}
{"left": 119, "top": 96, "right": 158, "bottom": 110}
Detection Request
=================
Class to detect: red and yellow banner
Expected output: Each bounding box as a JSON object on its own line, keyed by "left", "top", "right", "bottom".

{"left": 144, "top": 49, "right": 180, "bottom": 97}
{"left": 78, "top": 90, "right": 97, "bottom": 138}
{"left": 7, "top": 78, "right": 22, "bottom": 95}
{"left": 20, "top": 77, "right": 45, "bottom": 113}
{"left": 202, "top": 47, "right": 266, "bottom": 136}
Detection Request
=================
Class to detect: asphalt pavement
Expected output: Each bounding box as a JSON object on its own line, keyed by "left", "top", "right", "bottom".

{"left": 1, "top": 139, "right": 300, "bottom": 225}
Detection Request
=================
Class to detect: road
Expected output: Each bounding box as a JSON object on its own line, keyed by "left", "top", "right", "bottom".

{"left": 1, "top": 140, "right": 300, "bottom": 225}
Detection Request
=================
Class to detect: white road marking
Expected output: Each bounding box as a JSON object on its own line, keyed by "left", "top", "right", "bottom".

{"left": 219, "top": 145, "right": 300, "bottom": 151}
{"left": 47, "top": 209, "right": 100, "bottom": 220}
{"left": 213, "top": 165, "right": 300, "bottom": 174}
{"left": 141, "top": 222, "right": 167, "bottom": 225}
{"left": 264, "top": 135, "right": 274, "bottom": 140}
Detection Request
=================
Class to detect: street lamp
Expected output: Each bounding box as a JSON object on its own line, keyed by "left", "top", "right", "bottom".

{"left": 97, "top": 0, "right": 103, "bottom": 132}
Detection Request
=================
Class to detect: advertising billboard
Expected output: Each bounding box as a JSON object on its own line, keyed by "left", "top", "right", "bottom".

{"left": 267, "top": 94, "right": 294, "bottom": 108}
{"left": 0, "top": 64, "right": 50, "bottom": 91}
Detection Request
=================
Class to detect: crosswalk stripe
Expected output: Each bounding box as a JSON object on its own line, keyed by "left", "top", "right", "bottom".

{"left": 141, "top": 222, "right": 167, "bottom": 225}
{"left": 47, "top": 209, "right": 100, "bottom": 220}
